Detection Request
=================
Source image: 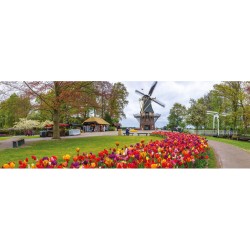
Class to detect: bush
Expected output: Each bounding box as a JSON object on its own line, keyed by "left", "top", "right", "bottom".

{"left": 108, "top": 126, "right": 116, "bottom": 131}
{"left": 0, "top": 129, "right": 10, "bottom": 136}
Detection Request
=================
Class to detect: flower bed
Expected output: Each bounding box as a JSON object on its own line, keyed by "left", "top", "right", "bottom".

{"left": 1, "top": 132, "right": 210, "bottom": 169}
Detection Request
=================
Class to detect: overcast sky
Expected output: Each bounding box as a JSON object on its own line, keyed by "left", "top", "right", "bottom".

{"left": 120, "top": 81, "right": 219, "bottom": 128}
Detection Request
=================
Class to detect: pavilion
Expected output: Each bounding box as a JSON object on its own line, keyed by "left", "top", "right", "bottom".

{"left": 83, "top": 117, "right": 110, "bottom": 132}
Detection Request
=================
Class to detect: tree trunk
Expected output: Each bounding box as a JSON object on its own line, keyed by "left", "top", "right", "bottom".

{"left": 52, "top": 109, "right": 60, "bottom": 139}
{"left": 52, "top": 82, "right": 61, "bottom": 139}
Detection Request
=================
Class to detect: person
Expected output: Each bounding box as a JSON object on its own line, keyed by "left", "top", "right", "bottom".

{"left": 126, "top": 128, "right": 130, "bottom": 136}
{"left": 229, "top": 128, "right": 233, "bottom": 138}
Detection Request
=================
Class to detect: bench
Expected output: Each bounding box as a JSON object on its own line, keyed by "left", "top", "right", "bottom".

{"left": 238, "top": 136, "right": 250, "bottom": 142}
{"left": 13, "top": 138, "right": 25, "bottom": 148}
{"left": 123, "top": 132, "right": 134, "bottom": 136}
{"left": 137, "top": 132, "right": 151, "bottom": 136}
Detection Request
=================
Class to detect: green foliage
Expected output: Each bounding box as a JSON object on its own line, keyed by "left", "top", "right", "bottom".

{"left": 185, "top": 82, "right": 250, "bottom": 133}
{"left": 213, "top": 81, "right": 249, "bottom": 132}
{"left": 95, "top": 82, "right": 129, "bottom": 121}
{"left": 108, "top": 126, "right": 116, "bottom": 131}
{"left": 186, "top": 99, "right": 207, "bottom": 130}
{"left": 167, "top": 103, "right": 187, "bottom": 130}
{"left": 109, "top": 82, "right": 129, "bottom": 120}
{"left": 207, "top": 147, "right": 218, "bottom": 168}
{"left": 104, "top": 113, "right": 113, "bottom": 125}
{"left": 0, "top": 93, "right": 31, "bottom": 128}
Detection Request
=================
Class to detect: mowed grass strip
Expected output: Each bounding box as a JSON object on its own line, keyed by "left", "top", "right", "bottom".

{"left": 0, "top": 137, "right": 12, "bottom": 141}
{"left": 0, "top": 136, "right": 154, "bottom": 166}
{"left": 0, "top": 135, "right": 40, "bottom": 141}
{"left": 206, "top": 136, "right": 250, "bottom": 153}
{"left": 207, "top": 147, "right": 219, "bottom": 168}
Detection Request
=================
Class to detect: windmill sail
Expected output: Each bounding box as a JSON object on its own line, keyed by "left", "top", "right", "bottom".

{"left": 148, "top": 81, "right": 158, "bottom": 96}
{"left": 134, "top": 81, "right": 165, "bottom": 130}
{"left": 142, "top": 96, "right": 154, "bottom": 113}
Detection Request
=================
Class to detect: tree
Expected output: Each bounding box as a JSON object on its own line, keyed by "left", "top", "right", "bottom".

{"left": 94, "top": 82, "right": 129, "bottom": 121}
{"left": 13, "top": 118, "right": 53, "bottom": 130}
{"left": 108, "top": 82, "right": 129, "bottom": 120}
{"left": 0, "top": 93, "right": 31, "bottom": 128}
{"left": 167, "top": 103, "right": 187, "bottom": 131}
{"left": 1, "top": 81, "right": 129, "bottom": 138}
{"left": 104, "top": 112, "right": 113, "bottom": 125}
{"left": 186, "top": 99, "right": 207, "bottom": 131}
{"left": 1, "top": 81, "right": 98, "bottom": 139}
{"left": 213, "top": 81, "right": 249, "bottom": 132}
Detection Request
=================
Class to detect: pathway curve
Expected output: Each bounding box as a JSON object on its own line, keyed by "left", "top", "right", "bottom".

{"left": 208, "top": 140, "right": 250, "bottom": 168}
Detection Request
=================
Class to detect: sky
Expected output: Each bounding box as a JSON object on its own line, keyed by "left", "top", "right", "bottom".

{"left": 120, "top": 81, "right": 218, "bottom": 128}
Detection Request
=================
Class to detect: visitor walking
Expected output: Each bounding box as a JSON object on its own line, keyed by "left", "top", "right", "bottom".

{"left": 125, "top": 128, "right": 130, "bottom": 136}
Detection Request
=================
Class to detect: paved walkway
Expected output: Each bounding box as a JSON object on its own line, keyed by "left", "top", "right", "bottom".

{"left": 208, "top": 140, "right": 250, "bottom": 168}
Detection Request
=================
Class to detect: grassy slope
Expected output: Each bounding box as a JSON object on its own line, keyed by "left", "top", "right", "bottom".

{"left": 0, "top": 137, "right": 12, "bottom": 141}
{"left": 206, "top": 136, "right": 250, "bottom": 153}
{"left": 1, "top": 135, "right": 218, "bottom": 168}
{"left": 0, "top": 136, "right": 154, "bottom": 166}
{"left": 207, "top": 147, "right": 219, "bottom": 168}
{"left": 0, "top": 135, "right": 40, "bottom": 141}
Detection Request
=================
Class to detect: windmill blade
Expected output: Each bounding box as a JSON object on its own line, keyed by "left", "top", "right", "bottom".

{"left": 152, "top": 98, "right": 165, "bottom": 108}
{"left": 148, "top": 81, "right": 158, "bottom": 96}
{"left": 135, "top": 89, "right": 146, "bottom": 96}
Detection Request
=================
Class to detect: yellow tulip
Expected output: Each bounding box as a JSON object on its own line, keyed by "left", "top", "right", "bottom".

{"left": 151, "top": 164, "right": 158, "bottom": 168}
{"left": 9, "top": 162, "right": 15, "bottom": 168}
{"left": 3, "top": 164, "right": 10, "bottom": 168}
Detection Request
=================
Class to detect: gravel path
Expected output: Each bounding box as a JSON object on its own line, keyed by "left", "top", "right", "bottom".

{"left": 208, "top": 140, "right": 250, "bottom": 168}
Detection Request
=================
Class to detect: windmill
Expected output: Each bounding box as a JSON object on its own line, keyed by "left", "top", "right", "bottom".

{"left": 134, "top": 81, "right": 165, "bottom": 130}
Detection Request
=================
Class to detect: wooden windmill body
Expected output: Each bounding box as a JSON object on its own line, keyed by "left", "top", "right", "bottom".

{"left": 134, "top": 82, "right": 165, "bottom": 130}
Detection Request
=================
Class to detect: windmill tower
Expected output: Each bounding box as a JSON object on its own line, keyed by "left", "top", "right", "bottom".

{"left": 134, "top": 81, "right": 165, "bottom": 130}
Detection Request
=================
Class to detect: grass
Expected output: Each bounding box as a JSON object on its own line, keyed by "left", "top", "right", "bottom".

{"left": 206, "top": 136, "right": 250, "bottom": 153}
{"left": 0, "top": 135, "right": 40, "bottom": 141}
{"left": 0, "top": 136, "right": 154, "bottom": 166}
{"left": 0, "top": 137, "right": 12, "bottom": 141}
{"left": 0, "top": 135, "right": 219, "bottom": 168}
{"left": 19, "top": 135, "right": 40, "bottom": 139}
{"left": 207, "top": 147, "right": 219, "bottom": 168}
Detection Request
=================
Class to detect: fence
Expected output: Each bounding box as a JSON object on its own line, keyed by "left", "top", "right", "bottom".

{"left": 188, "top": 129, "right": 237, "bottom": 136}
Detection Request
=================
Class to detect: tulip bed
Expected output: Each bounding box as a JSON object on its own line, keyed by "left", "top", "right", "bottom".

{"left": 1, "top": 132, "right": 210, "bottom": 169}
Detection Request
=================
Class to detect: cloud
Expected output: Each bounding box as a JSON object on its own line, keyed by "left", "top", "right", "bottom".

{"left": 120, "top": 81, "right": 217, "bottom": 127}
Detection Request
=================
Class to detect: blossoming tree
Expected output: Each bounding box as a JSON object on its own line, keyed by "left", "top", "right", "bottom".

{"left": 2, "top": 82, "right": 98, "bottom": 139}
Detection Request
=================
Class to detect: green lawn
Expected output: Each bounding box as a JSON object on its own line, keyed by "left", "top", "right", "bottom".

{"left": 0, "top": 137, "right": 12, "bottom": 141}
{"left": 206, "top": 136, "right": 250, "bottom": 153}
{"left": 1, "top": 135, "right": 219, "bottom": 168}
{"left": 0, "top": 136, "right": 154, "bottom": 166}
{"left": 207, "top": 147, "right": 219, "bottom": 168}
{"left": 0, "top": 135, "right": 40, "bottom": 141}
{"left": 20, "top": 135, "right": 40, "bottom": 139}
